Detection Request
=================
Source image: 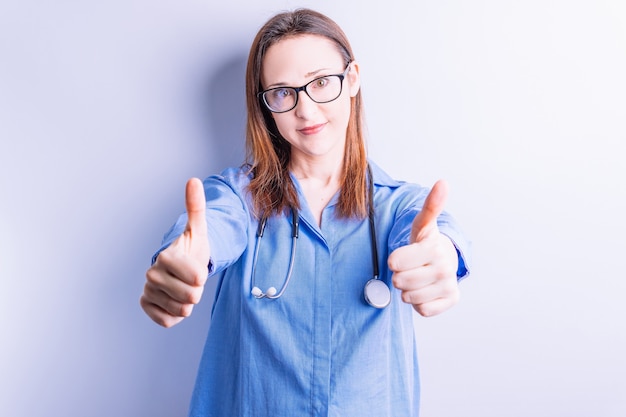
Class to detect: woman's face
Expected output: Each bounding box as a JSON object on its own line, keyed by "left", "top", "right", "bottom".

{"left": 261, "top": 34, "right": 360, "bottom": 165}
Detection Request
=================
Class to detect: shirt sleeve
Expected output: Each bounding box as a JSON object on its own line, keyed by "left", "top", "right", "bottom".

{"left": 151, "top": 173, "right": 249, "bottom": 276}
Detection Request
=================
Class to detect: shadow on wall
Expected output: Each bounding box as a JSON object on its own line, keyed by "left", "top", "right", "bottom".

{"left": 142, "top": 52, "right": 250, "bottom": 411}
{"left": 106, "top": 52, "right": 250, "bottom": 416}
{"left": 203, "top": 52, "right": 248, "bottom": 171}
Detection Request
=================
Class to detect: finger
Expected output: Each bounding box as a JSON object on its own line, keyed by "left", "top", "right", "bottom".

{"left": 147, "top": 260, "right": 206, "bottom": 300}
{"left": 397, "top": 276, "right": 458, "bottom": 306}
{"left": 410, "top": 179, "right": 449, "bottom": 243}
{"left": 155, "top": 248, "right": 208, "bottom": 287}
{"left": 185, "top": 177, "right": 207, "bottom": 236}
{"left": 142, "top": 283, "right": 196, "bottom": 317}
{"left": 139, "top": 296, "right": 186, "bottom": 328}
{"left": 391, "top": 265, "right": 436, "bottom": 291}
{"left": 388, "top": 239, "right": 436, "bottom": 272}
{"left": 413, "top": 294, "right": 460, "bottom": 317}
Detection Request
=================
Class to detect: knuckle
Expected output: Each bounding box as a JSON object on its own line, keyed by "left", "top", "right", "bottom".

{"left": 433, "top": 269, "right": 445, "bottom": 281}
{"left": 434, "top": 264, "right": 456, "bottom": 283}
{"left": 164, "top": 297, "right": 190, "bottom": 318}
{"left": 145, "top": 268, "right": 159, "bottom": 284}
{"left": 139, "top": 294, "right": 150, "bottom": 311}
{"left": 420, "top": 307, "right": 436, "bottom": 317}
{"left": 387, "top": 249, "right": 406, "bottom": 272}
{"left": 191, "top": 267, "right": 208, "bottom": 287}
{"left": 140, "top": 291, "right": 187, "bottom": 328}
{"left": 156, "top": 248, "right": 174, "bottom": 265}
{"left": 434, "top": 269, "right": 450, "bottom": 282}
{"left": 187, "top": 286, "right": 205, "bottom": 305}
{"left": 391, "top": 274, "right": 402, "bottom": 289}
{"left": 179, "top": 303, "right": 195, "bottom": 317}
{"left": 413, "top": 304, "right": 426, "bottom": 316}
{"left": 159, "top": 316, "right": 179, "bottom": 328}
{"left": 175, "top": 284, "right": 203, "bottom": 306}
{"left": 415, "top": 301, "right": 438, "bottom": 317}
{"left": 141, "top": 284, "right": 162, "bottom": 306}
{"left": 144, "top": 304, "right": 174, "bottom": 328}
{"left": 153, "top": 314, "right": 169, "bottom": 327}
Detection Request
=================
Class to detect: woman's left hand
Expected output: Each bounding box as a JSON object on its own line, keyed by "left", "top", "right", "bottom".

{"left": 387, "top": 180, "right": 460, "bottom": 317}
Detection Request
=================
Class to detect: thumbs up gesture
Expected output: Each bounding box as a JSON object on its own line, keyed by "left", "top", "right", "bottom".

{"left": 388, "top": 180, "right": 460, "bottom": 317}
{"left": 140, "top": 178, "right": 212, "bottom": 327}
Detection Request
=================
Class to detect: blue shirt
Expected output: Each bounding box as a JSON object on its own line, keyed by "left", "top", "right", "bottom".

{"left": 155, "top": 161, "right": 471, "bottom": 417}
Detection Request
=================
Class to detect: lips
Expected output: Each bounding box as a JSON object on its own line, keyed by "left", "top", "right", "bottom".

{"left": 298, "top": 123, "right": 326, "bottom": 135}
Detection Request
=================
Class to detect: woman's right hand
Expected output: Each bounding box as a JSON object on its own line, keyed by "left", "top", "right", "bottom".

{"left": 140, "top": 178, "right": 211, "bottom": 328}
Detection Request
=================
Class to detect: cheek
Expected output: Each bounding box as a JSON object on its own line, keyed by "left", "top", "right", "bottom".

{"left": 329, "top": 96, "right": 352, "bottom": 127}
{"left": 271, "top": 114, "right": 294, "bottom": 140}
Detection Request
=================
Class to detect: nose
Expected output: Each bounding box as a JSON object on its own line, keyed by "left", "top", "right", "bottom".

{"left": 294, "top": 89, "right": 317, "bottom": 118}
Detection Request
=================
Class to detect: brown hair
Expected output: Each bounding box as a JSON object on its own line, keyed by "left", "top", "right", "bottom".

{"left": 244, "top": 8, "right": 368, "bottom": 219}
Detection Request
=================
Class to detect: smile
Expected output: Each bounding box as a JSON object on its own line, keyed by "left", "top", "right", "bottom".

{"left": 298, "top": 123, "right": 326, "bottom": 135}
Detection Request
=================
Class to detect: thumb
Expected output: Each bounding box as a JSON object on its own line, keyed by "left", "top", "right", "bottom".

{"left": 410, "top": 179, "right": 448, "bottom": 243}
{"left": 184, "top": 177, "right": 207, "bottom": 236}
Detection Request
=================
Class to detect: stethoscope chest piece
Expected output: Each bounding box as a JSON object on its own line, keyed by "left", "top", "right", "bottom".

{"left": 364, "top": 279, "right": 391, "bottom": 309}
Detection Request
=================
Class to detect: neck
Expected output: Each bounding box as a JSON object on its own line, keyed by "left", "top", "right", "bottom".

{"left": 289, "top": 154, "right": 344, "bottom": 226}
{"left": 289, "top": 153, "right": 344, "bottom": 185}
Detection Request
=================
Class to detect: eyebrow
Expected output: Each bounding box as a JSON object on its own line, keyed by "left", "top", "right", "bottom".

{"left": 265, "top": 67, "right": 332, "bottom": 89}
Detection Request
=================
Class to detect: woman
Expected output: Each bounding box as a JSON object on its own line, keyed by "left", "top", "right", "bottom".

{"left": 140, "top": 8, "right": 470, "bottom": 417}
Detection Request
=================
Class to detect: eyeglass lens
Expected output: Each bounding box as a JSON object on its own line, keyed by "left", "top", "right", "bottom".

{"left": 263, "top": 75, "right": 343, "bottom": 113}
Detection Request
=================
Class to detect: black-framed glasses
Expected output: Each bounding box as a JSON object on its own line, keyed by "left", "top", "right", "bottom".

{"left": 258, "top": 63, "right": 352, "bottom": 113}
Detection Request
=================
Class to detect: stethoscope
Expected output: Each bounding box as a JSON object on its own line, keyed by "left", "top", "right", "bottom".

{"left": 250, "top": 165, "right": 391, "bottom": 308}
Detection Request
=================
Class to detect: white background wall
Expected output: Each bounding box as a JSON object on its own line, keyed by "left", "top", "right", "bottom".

{"left": 1, "top": 1, "right": 624, "bottom": 416}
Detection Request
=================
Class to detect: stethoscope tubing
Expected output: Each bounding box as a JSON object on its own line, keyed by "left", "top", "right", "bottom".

{"left": 250, "top": 209, "right": 299, "bottom": 299}
{"left": 250, "top": 164, "right": 390, "bottom": 308}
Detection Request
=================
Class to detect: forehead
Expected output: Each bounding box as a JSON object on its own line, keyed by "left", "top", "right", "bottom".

{"left": 261, "top": 34, "right": 344, "bottom": 86}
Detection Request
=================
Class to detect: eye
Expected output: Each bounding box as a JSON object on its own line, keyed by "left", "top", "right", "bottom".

{"left": 271, "top": 88, "right": 293, "bottom": 99}
{"left": 312, "top": 77, "right": 330, "bottom": 89}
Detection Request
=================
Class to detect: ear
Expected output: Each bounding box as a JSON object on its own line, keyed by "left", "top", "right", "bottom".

{"left": 347, "top": 61, "right": 361, "bottom": 97}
